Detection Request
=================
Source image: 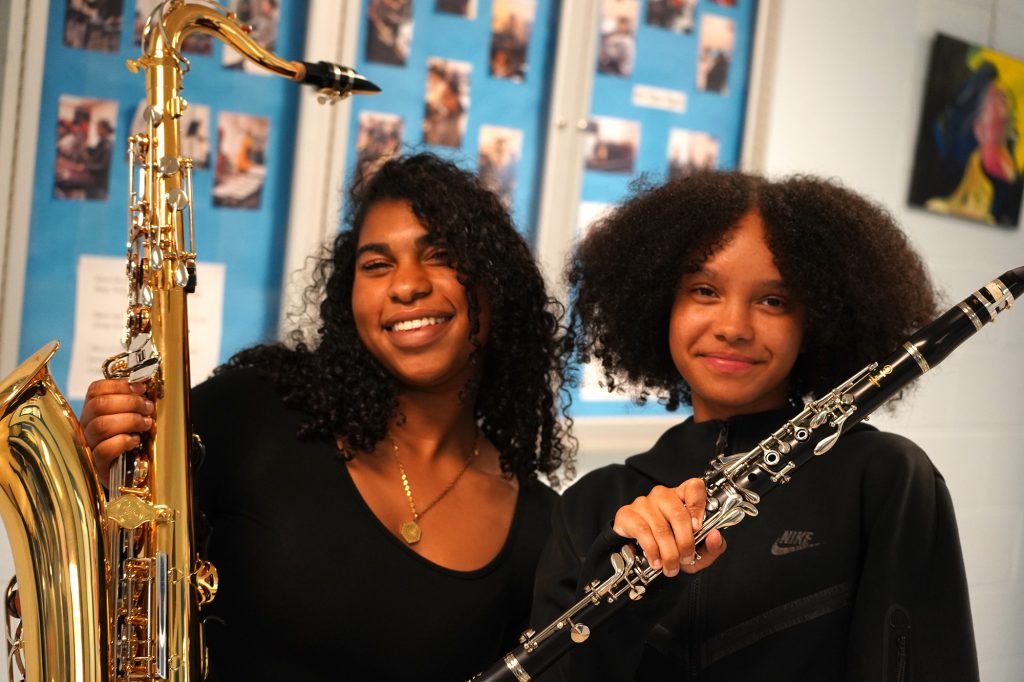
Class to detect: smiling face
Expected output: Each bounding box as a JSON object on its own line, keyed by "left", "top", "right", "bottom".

{"left": 351, "top": 199, "right": 488, "bottom": 392}
{"left": 669, "top": 210, "right": 804, "bottom": 422}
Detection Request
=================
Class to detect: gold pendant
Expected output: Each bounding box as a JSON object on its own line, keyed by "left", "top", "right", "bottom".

{"left": 400, "top": 520, "right": 422, "bottom": 544}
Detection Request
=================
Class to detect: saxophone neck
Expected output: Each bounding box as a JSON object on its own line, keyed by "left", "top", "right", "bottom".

{"left": 131, "top": 0, "right": 380, "bottom": 101}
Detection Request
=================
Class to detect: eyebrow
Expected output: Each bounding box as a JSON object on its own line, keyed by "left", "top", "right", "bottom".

{"left": 355, "top": 233, "right": 441, "bottom": 259}
{"left": 686, "top": 267, "right": 790, "bottom": 290}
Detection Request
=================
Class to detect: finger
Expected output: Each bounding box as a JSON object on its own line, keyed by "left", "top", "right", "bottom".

{"left": 677, "top": 478, "right": 708, "bottom": 531}
{"left": 613, "top": 501, "right": 664, "bottom": 571}
{"left": 82, "top": 412, "right": 153, "bottom": 451}
{"left": 647, "top": 487, "right": 696, "bottom": 577}
{"left": 681, "top": 529, "right": 727, "bottom": 575}
{"left": 624, "top": 488, "right": 686, "bottom": 576}
{"left": 91, "top": 435, "right": 141, "bottom": 480}
{"left": 80, "top": 392, "right": 155, "bottom": 425}
{"left": 83, "top": 379, "right": 134, "bottom": 401}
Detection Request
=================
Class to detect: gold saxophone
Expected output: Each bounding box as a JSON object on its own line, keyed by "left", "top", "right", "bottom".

{"left": 0, "top": 2, "right": 378, "bottom": 680}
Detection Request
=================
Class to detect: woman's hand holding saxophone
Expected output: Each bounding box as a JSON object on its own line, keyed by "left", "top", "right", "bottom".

{"left": 79, "top": 379, "right": 154, "bottom": 480}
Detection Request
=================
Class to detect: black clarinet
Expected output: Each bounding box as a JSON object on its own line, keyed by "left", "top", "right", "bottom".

{"left": 471, "top": 266, "right": 1022, "bottom": 682}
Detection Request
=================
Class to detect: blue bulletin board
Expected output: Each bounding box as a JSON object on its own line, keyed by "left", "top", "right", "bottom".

{"left": 573, "top": 0, "right": 759, "bottom": 418}
{"left": 18, "top": 0, "right": 309, "bottom": 403}
{"left": 345, "top": 0, "right": 561, "bottom": 242}
{"left": 15, "top": 0, "right": 758, "bottom": 423}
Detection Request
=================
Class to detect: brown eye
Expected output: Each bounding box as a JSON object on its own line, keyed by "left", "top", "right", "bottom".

{"left": 692, "top": 286, "right": 717, "bottom": 298}
{"left": 358, "top": 259, "right": 390, "bottom": 272}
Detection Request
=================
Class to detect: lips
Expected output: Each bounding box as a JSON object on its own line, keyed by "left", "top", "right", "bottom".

{"left": 384, "top": 315, "right": 452, "bottom": 332}
{"left": 382, "top": 312, "right": 455, "bottom": 349}
{"left": 698, "top": 352, "right": 763, "bottom": 374}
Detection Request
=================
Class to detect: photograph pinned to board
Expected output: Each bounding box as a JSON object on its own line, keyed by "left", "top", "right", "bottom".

{"left": 908, "top": 33, "right": 1023, "bottom": 228}
{"left": 423, "top": 57, "right": 472, "bottom": 148}
{"left": 667, "top": 128, "right": 719, "bottom": 179}
{"left": 366, "top": 0, "right": 414, "bottom": 66}
{"left": 64, "top": 0, "right": 123, "bottom": 53}
{"left": 583, "top": 116, "right": 640, "bottom": 174}
{"left": 695, "top": 13, "right": 735, "bottom": 94}
{"left": 436, "top": 0, "right": 477, "bottom": 19}
{"left": 53, "top": 95, "right": 118, "bottom": 201}
{"left": 645, "top": 0, "right": 697, "bottom": 34}
{"left": 597, "top": 0, "right": 639, "bottom": 78}
{"left": 478, "top": 125, "right": 523, "bottom": 208}
{"left": 355, "top": 111, "right": 404, "bottom": 182}
{"left": 489, "top": 0, "right": 537, "bottom": 82}
{"left": 213, "top": 111, "right": 270, "bottom": 209}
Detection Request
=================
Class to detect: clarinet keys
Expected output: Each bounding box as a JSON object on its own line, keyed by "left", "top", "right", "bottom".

{"left": 570, "top": 623, "right": 591, "bottom": 643}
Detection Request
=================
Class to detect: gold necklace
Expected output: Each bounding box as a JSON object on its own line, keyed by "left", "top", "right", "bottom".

{"left": 391, "top": 432, "right": 480, "bottom": 544}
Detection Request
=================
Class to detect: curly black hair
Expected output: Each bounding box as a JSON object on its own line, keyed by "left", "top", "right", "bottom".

{"left": 227, "top": 153, "right": 574, "bottom": 484}
{"left": 568, "top": 170, "right": 940, "bottom": 410}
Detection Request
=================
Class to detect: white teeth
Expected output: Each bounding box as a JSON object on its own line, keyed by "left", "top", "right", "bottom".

{"left": 390, "top": 317, "right": 447, "bottom": 332}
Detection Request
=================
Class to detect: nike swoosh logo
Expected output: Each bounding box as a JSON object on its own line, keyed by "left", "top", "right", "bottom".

{"left": 771, "top": 541, "right": 822, "bottom": 556}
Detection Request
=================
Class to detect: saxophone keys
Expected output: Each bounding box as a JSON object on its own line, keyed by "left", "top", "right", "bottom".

{"left": 192, "top": 560, "right": 219, "bottom": 606}
{"left": 150, "top": 244, "right": 164, "bottom": 269}
{"left": 158, "top": 155, "right": 180, "bottom": 176}
{"left": 142, "top": 105, "right": 163, "bottom": 127}
{"left": 130, "top": 458, "right": 149, "bottom": 486}
{"left": 173, "top": 261, "right": 190, "bottom": 288}
{"left": 127, "top": 306, "right": 151, "bottom": 335}
{"left": 167, "top": 96, "right": 188, "bottom": 118}
{"left": 166, "top": 187, "right": 189, "bottom": 211}
{"left": 103, "top": 352, "right": 129, "bottom": 379}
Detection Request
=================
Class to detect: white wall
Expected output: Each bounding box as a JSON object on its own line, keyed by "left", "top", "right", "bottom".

{"left": 756, "top": 1, "right": 1023, "bottom": 679}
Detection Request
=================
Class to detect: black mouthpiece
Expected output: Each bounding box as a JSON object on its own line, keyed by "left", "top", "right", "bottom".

{"left": 1007, "top": 264, "right": 1024, "bottom": 288}
{"left": 300, "top": 61, "right": 381, "bottom": 100}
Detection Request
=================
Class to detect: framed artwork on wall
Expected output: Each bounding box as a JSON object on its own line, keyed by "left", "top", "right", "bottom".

{"left": 908, "top": 33, "right": 1023, "bottom": 229}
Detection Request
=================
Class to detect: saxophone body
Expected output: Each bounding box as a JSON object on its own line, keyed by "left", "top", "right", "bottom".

{"left": 472, "top": 266, "right": 1023, "bottom": 682}
{"left": 0, "top": 2, "right": 378, "bottom": 680}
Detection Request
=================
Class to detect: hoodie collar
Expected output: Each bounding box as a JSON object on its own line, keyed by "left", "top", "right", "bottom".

{"left": 626, "top": 405, "right": 802, "bottom": 486}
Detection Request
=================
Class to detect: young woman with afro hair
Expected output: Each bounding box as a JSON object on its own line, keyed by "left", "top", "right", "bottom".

{"left": 78, "top": 153, "right": 655, "bottom": 680}
{"left": 530, "top": 170, "right": 979, "bottom": 681}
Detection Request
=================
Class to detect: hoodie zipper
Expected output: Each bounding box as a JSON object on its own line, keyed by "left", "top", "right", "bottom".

{"left": 689, "top": 421, "right": 729, "bottom": 679}
{"left": 714, "top": 421, "right": 730, "bottom": 458}
{"left": 885, "top": 605, "right": 911, "bottom": 682}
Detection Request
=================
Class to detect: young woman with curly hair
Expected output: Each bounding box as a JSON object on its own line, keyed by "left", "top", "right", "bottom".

{"left": 77, "top": 153, "right": 608, "bottom": 680}
{"left": 531, "top": 171, "right": 979, "bottom": 681}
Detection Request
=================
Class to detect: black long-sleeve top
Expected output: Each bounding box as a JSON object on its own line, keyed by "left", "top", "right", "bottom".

{"left": 531, "top": 407, "right": 979, "bottom": 681}
{"left": 191, "top": 367, "right": 557, "bottom": 681}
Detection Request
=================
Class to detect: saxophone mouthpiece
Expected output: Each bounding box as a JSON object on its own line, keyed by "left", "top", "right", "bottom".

{"left": 299, "top": 61, "right": 381, "bottom": 103}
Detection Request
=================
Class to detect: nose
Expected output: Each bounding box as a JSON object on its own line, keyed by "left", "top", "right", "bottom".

{"left": 712, "top": 300, "right": 753, "bottom": 342}
{"left": 388, "top": 259, "right": 431, "bottom": 304}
